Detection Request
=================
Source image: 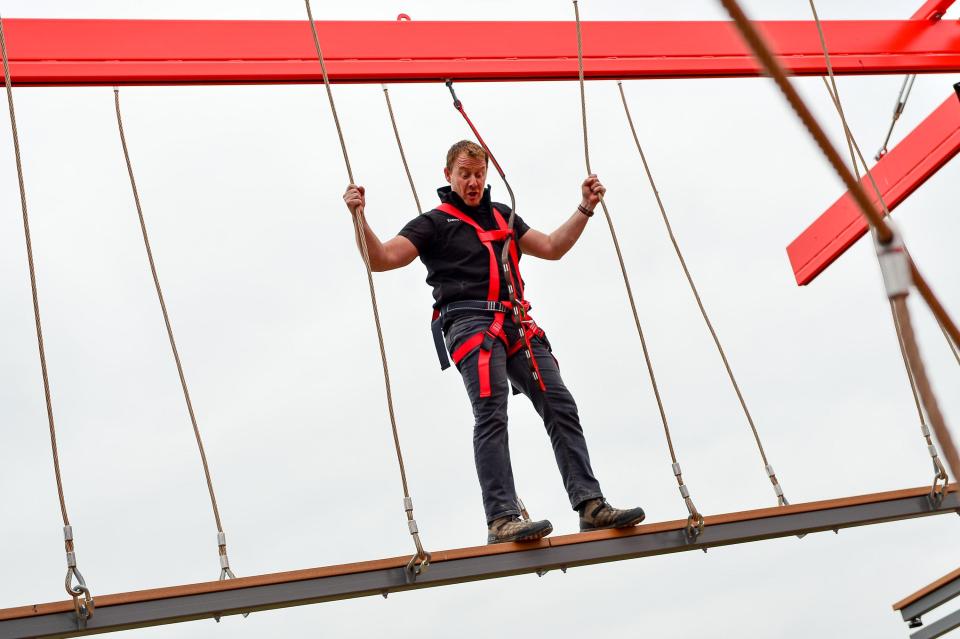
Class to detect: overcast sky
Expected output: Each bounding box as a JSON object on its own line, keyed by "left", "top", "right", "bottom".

{"left": 1, "top": 1, "right": 959, "bottom": 637}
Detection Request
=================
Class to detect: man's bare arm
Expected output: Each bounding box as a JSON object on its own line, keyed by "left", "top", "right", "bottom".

{"left": 343, "top": 184, "right": 419, "bottom": 272}
{"left": 519, "top": 174, "right": 605, "bottom": 260}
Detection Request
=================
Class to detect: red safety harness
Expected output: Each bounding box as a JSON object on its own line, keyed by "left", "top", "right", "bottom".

{"left": 432, "top": 202, "right": 547, "bottom": 398}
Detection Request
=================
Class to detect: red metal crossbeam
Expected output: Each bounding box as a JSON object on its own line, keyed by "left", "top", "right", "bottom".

{"left": 787, "top": 93, "right": 960, "bottom": 285}
{"left": 2, "top": 18, "right": 960, "bottom": 86}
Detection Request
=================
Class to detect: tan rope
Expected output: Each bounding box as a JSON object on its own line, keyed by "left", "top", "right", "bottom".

{"left": 113, "top": 88, "right": 240, "bottom": 582}
{"left": 616, "top": 81, "right": 788, "bottom": 506}
{"left": 0, "top": 13, "right": 93, "bottom": 620}
{"left": 303, "top": 0, "right": 429, "bottom": 574}
{"left": 808, "top": 0, "right": 952, "bottom": 497}
{"left": 715, "top": 0, "right": 960, "bottom": 482}
{"left": 381, "top": 85, "right": 422, "bottom": 214}
{"left": 573, "top": 1, "right": 702, "bottom": 536}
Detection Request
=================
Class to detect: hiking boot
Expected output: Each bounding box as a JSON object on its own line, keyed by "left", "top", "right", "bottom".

{"left": 487, "top": 516, "right": 553, "bottom": 544}
{"left": 578, "top": 498, "right": 645, "bottom": 532}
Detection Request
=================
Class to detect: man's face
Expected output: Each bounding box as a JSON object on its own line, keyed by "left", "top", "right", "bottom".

{"left": 444, "top": 153, "right": 487, "bottom": 207}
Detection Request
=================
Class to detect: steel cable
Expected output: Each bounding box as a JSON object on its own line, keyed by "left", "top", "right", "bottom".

{"left": 715, "top": 0, "right": 960, "bottom": 481}
{"left": 617, "top": 81, "right": 789, "bottom": 506}
{"left": 303, "top": 0, "right": 429, "bottom": 576}
{"left": 381, "top": 85, "right": 422, "bottom": 214}
{"left": 113, "top": 88, "right": 241, "bottom": 584}
{"left": 573, "top": 1, "right": 702, "bottom": 536}
{"left": 0, "top": 13, "right": 94, "bottom": 620}
{"left": 808, "top": 0, "right": 951, "bottom": 499}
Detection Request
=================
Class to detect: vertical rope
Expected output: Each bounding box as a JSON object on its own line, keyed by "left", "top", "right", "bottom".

{"left": 715, "top": 0, "right": 960, "bottom": 482}
{"left": 573, "top": 1, "right": 702, "bottom": 536}
{"left": 0, "top": 13, "right": 93, "bottom": 620}
{"left": 303, "top": 0, "right": 428, "bottom": 574}
{"left": 113, "top": 88, "right": 241, "bottom": 582}
{"left": 616, "top": 81, "right": 788, "bottom": 506}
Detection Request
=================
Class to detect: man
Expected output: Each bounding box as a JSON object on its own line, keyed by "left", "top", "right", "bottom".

{"left": 343, "top": 140, "right": 644, "bottom": 544}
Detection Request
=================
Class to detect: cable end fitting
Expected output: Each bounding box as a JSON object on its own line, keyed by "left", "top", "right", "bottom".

{"left": 874, "top": 221, "right": 911, "bottom": 298}
{"left": 444, "top": 79, "right": 462, "bottom": 109}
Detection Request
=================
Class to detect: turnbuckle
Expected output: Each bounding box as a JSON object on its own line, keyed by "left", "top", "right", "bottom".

{"left": 445, "top": 79, "right": 462, "bottom": 110}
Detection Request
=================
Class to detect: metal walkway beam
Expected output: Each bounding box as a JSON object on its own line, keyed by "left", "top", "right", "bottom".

{"left": 895, "top": 566, "right": 960, "bottom": 631}
{"left": 2, "top": 18, "right": 960, "bottom": 87}
{"left": 0, "top": 485, "right": 955, "bottom": 638}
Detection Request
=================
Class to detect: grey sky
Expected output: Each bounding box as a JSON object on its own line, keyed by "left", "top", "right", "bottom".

{"left": 1, "top": 1, "right": 959, "bottom": 637}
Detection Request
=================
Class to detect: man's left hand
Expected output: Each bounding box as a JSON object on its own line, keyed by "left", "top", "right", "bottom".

{"left": 581, "top": 174, "right": 606, "bottom": 211}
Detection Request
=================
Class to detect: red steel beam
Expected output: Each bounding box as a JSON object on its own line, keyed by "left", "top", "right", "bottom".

{"left": 913, "top": 0, "right": 957, "bottom": 21}
{"left": 787, "top": 93, "right": 960, "bottom": 285}
{"left": 2, "top": 18, "right": 960, "bottom": 86}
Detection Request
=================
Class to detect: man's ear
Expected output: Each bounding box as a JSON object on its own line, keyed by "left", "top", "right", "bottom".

{"left": 443, "top": 166, "right": 452, "bottom": 184}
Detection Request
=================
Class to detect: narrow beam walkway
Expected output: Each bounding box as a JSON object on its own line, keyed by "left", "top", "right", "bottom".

{"left": 894, "top": 565, "right": 960, "bottom": 638}
{"left": 1, "top": 485, "right": 956, "bottom": 639}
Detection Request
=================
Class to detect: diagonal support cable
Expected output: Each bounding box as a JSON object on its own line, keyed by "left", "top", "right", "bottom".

{"left": 112, "top": 88, "right": 242, "bottom": 589}
{"left": 617, "top": 80, "right": 789, "bottom": 506}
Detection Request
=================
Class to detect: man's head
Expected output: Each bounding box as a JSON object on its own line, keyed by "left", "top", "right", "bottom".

{"left": 444, "top": 140, "right": 488, "bottom": 207}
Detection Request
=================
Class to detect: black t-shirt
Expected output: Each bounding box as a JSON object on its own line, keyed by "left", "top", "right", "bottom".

{"left": 399, "top": 185, "right": 530, "bottom": 310}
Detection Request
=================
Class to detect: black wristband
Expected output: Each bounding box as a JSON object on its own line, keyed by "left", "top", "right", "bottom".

{"left": 578, "top": 204, "right": 594, "bottom": 218}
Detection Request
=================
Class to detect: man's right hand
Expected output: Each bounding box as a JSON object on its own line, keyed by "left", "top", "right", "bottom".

{"left": 343, "top": 184, "right": 365, "bottom": 216}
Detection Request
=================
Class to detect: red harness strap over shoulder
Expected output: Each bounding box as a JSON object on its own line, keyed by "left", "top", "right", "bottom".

{"left": 434, "top": 202, "right": 546, "bottom": 398}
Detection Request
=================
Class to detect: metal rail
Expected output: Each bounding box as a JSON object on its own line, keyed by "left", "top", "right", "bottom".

{"left": 0, "top": 486, "right": 956, "bottom": 638}
{"left": 895, "top": 567, "right": 960, "bottom": 631}
{"left": 2, "top": 18, "right": 960, "bottom": 86}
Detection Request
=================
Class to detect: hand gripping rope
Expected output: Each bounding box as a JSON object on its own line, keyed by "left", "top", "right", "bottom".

{"left": 382, "top": 82, "right": 536, "bottom": 523}
{"left": 0, "top": 14, "right": 95, "bottom": 623}
{"left": 616, "top": 81, "right": 789, "bottom": 507}
{"left": 303, "top": 0, "right": 429, "bottom": 579}
{"left": 717, "top": 0, "right": 960, "bottom": 485}
{"left": 573, "top": 1, "right": 703, "bottom": 538}
{"left": 806, "top": 0, "right": 951, "bottom": 504}
{"left": 444, "top": 79, "right": 547, "bottom": 394}
{"left": 112, "top": 89, "right": 246, "bottom": 617}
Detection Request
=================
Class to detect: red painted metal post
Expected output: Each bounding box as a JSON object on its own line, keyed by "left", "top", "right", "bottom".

{"left": 1, "top": 18, "right": 960, "bottom": 86}
{"left": 787, "top": 94, "right": 960, "bottom": 286}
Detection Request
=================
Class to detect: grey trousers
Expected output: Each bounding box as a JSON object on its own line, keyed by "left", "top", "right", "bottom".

{"left": 445, "top": 312, "right": 604, "bottom": 524}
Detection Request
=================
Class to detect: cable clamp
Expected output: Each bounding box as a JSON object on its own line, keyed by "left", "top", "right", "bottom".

{"left": 403, "top": 496, "right": 414, "bottom": 513}
{"left": 679, "top": 484, "right": 690, "bottom": 499}
{"left": 928, "top": 444, "right": 938, "bottom": 458}
{"left": 765, "top": 464, "right": 775, "bottom": 477}
{"left": 408, "top": 519, "right": 419, "bottom": 534}
{"left": 874, "top": 222, "right": 911, "bottom": 298}
{"left": 671, "top": 462, "right": 682, "bottom": 477}
{"left": 66, "top": 551, "right": 77, "bottom": 568}
{"left": 217, "top": 531, "right": 227, "bottom": 547}
{"left": 63, "top": 525, "right": 74, "bottom": 542}
{"left": 921, "top": 424, "right": 931, "bottom": 438}
{"left": 773, "top": 484, "right": 784, "bottom": 498}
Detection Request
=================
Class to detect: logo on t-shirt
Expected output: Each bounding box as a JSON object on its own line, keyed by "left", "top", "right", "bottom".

{"left": 446, "top": 218, "right": 461, "bottom": 223}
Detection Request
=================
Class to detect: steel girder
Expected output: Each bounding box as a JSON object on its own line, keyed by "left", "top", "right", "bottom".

{"left": 0, "top": 486, "right": 955, "bottom": 639}
{"left": 1, "top": 18, "right": 960, "bottom": 87}
{"left": 787, "top": 93, "right": 960, "bottom": 285}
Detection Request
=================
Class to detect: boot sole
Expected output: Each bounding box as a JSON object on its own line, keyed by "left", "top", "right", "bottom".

{"left": 579, "top": 510, "right": 646, "bottom": 532}
{"left": 487, "top": 521, "right": 554, "bottom": 545}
